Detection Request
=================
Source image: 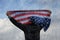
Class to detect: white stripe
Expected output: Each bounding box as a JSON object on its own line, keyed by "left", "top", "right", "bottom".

{"left": 15, "top": 14, "right": 50, "bottom": 20}
{"left": 10, "top": 12, "right": 23, "bottom": 17}
{"left": 19, "top": 20, "right": 29, "bottom": 24}
{"left": 10, "top": 11, "right": 49, "bottom": 17}
{"left": 10, "top": 12, "right": 33, "bottom": 17}
{"left": 36, "top": 11, "right": 49, "bottom": 14}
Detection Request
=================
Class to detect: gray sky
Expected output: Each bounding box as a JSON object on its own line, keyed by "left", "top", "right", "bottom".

{"left": 0, "top": 0, "right": 60, "bottom": 40}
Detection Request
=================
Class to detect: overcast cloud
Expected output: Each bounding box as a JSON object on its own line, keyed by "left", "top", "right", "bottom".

{"left": 0, "top": 0, "right": 60, "bottom": 40}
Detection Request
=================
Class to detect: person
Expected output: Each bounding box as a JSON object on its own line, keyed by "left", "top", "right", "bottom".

{"left": 8, "top": 16, "right": 51, "bottom": 40}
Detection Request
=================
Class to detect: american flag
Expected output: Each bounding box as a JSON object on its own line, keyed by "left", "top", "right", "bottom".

{"left": 7, "top": 10, "right": 51, "bottom": 25}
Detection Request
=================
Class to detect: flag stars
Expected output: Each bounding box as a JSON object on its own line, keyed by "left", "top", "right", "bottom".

{"left": 30, "top": 16, "right": 51, "bottom": 31}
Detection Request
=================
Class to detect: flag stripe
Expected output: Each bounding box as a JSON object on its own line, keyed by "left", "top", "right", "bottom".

{"left": 18, "top": 20, "right": 31, "bottom": 24}
{"left": 16, "top": 17, "right": 30, "bottom": 22}
{"left": 11, "top": 13, "right": 50, "bottom": 18}
{"left": 7, "top": 10, "right": 51, "bottom": 16}
{"left": 10, "top": 12, "right": 49, "bottom": 16}
{"left": 21, "top": 22, "right": 32, "bottom": 24}
{"left": 14, "top": 15, "right": 50, "bottom": 20}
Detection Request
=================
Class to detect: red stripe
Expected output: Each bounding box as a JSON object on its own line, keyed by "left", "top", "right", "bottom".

{"left": 7, "top": 10, "right": 51, "bottom": 16}
{"left": 12, "top": 13, "right": 50, "bottom": 18}
{"left": 22, "top": 22, "right": 32, "bottom": 24}
{"left": 7, "top": 11, "right": 15, "bottom": 16}
{"left": 16, "top": 17, "right": 30, "bottom": 22}
{"left": 17, "top": 20, "right": 32, "bottom": 24}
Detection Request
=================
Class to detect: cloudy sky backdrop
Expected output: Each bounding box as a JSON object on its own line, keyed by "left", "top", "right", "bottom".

{"left": 0, "top": 0, "right": 60, "bottom": 40}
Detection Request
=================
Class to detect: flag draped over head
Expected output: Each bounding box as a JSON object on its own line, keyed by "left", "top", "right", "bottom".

{"left": 7, "top": 10, "right": 51, "bottom": 32}
{"left": 7, "top": 10, "right": 51, "bottom": 25}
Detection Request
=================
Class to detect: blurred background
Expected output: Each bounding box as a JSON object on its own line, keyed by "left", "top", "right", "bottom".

{"left": 0, "top": 0, "right": 60, "bottom": 40}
